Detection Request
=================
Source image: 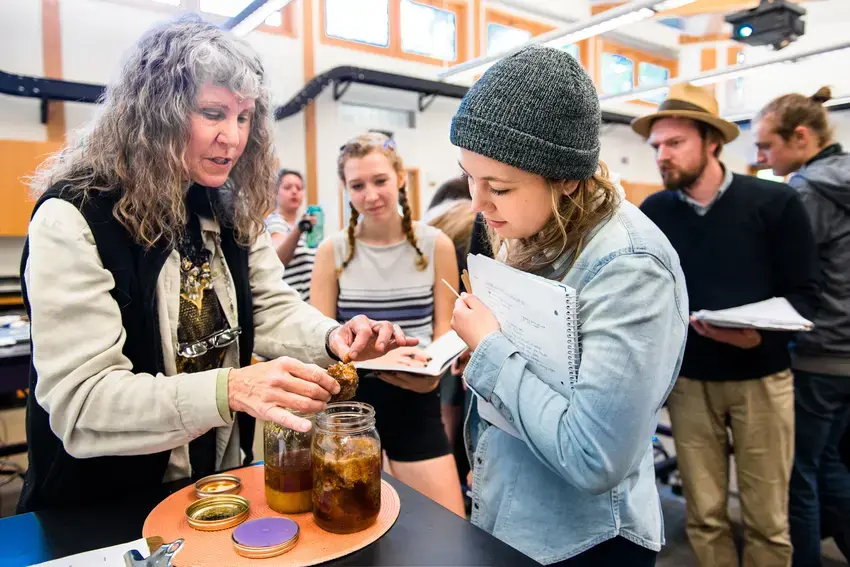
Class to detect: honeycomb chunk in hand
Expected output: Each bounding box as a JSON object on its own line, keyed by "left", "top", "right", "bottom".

{"left": 328, "top": 362, "right": 358, "bottom": 402}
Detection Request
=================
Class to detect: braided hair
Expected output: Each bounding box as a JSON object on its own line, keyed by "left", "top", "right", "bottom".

{"left": 337, "top": 132, "right": 428, "bottom": 274}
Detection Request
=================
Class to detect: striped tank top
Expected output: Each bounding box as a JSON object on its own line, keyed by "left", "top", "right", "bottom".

{"left": 331, "top": 223, "right": 438, "bottom": 347}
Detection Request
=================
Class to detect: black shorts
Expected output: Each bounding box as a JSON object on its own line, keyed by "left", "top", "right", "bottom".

{"left": 354, "top": 372, "right": 451, "bottom": 462}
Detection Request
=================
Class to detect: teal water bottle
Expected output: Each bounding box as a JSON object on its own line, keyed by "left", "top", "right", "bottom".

{"left": 304, "top": 205, "right": 324, "bottom": 248}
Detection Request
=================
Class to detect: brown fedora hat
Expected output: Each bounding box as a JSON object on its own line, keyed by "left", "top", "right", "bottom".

{"left": 631, "top": 83, "right": 740, "bottom": 143}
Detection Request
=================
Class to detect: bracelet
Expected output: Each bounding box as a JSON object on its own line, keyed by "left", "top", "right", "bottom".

{"left": 325, "top": 325, "right": 342, "bottom": 361}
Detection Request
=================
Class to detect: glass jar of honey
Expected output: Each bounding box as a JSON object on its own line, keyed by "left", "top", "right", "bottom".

{"left": 312, "top": 402, "right": 381, "bottom": 534}
{"left": 264, "top": 414, "right": 315, "bottom": 514}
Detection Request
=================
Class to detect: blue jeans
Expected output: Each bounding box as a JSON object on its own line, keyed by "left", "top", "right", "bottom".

{"left": 790, "top": 370, "right": 850, "bottom": 567}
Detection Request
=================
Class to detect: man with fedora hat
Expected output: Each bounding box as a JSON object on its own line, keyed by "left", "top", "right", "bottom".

{"left": 637, "top": 83, "right": 820, "bottom": 567}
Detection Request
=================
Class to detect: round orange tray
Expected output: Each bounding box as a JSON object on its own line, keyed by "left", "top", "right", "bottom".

{"left": 143, "top": 465, "right": 400, "bottom": 566}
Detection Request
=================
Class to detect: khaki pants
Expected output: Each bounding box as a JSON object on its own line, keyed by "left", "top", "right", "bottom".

{"left": 668, "top": 371, "right": 795, "bottom": 567}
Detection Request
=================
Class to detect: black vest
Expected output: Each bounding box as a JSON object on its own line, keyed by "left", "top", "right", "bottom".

{"left": 17, "top": 183, "right": 254, "bottom": 513}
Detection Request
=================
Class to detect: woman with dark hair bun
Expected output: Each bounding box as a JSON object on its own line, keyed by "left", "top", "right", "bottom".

{"left": 755, "top": 87, "right": 850, "bottom": 565}
{"left": 266, "top": 168, "right": 317, "bottom": 301}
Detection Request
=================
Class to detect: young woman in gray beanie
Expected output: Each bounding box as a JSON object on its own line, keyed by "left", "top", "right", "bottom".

{"left": 449, "top": 46, "right": 688, "bottom": 566}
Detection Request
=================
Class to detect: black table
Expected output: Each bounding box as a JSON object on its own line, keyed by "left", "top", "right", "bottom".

{"left": 0, "top": 342, "right": 29, "bottom": 396}
{"left": 0, "top": 469, "right": 540, "bottom": 566}
{"left": 0, "top": 341, "right": 29, "bottom": 460}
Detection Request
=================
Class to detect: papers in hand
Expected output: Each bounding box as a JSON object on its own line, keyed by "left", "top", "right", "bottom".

{"left": 466, "top": 254, "right": 581, "bottom": 440}
{"left": 32, "top": 538, "right": 149, "bottom": 566}
{"left": 692, "top": 297, "right": 814, "bottom": 332}
{"left": 354, "top": 331, "right": 468, "bottom": 377}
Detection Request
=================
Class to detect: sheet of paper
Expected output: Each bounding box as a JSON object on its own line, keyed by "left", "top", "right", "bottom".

{"left": 467, "top": 255, "right": 575, "bottom": 384}
{"left": 692, "top": 297, "right": 814, "bottom": 332}
{"left": 466, "top": 255, "right": 579, "bottom": 439}
{"left": 476, "top": 395, "right": 522, "bottom": 440}
{"left": 354, "top": 331, "right": 468, "bottom": 377}
{"left": 32, "top": 538, "right": 149, "bottom": 566}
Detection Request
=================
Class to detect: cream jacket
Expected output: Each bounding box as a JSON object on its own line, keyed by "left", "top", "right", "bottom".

{"left": 25, "top": 199, "right": 338, "bottom": 481}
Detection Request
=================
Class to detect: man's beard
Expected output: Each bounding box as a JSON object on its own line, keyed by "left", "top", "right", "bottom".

{"left": 660, "top": 153, "right": 708, "bottom": 191}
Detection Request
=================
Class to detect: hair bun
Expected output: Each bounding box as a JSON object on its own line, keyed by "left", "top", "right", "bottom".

{"left": 811, "top": 86, "right": 832, "bottom": 104}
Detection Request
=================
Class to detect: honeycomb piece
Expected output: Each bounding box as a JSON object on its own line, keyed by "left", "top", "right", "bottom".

{"left": 328, "top": 362, "right": 358, "bottom": 402}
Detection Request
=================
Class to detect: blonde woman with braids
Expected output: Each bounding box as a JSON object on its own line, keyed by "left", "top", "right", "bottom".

{"left": 311, "top": 133, "right": 465, "bottom": 516}
{"left": 448, "top": 46, "right": 688, "bottom": 565}
{"left": 18, "top": 16, "right": 416, "bottom": 514}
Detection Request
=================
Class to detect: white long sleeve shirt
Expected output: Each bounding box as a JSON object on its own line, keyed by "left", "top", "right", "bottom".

{"left": 25, "top": 199, "right": 337, "bottom": 480}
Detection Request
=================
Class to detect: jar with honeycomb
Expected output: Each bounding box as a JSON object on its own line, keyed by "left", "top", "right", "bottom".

{"left": 312, "top": 402, "right": 381, "bottom": 534}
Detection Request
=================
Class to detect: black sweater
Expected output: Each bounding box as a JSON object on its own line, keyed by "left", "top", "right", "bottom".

{"left": 641, "top": 174, "right": 820, "bottom": 381}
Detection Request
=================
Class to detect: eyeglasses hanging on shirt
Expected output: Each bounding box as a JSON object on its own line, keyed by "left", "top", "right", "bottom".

{"left": 177, "top": 326, "right": 242, "bottom": 359}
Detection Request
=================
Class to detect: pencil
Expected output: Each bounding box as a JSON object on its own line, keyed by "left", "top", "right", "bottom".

{"left": 441, "top": 278, "right": 461, "bottom": 298}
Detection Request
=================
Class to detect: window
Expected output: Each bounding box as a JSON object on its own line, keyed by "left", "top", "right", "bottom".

{"left": 598, "top": 41, "right": 676, "bottom": 105}
{"left": 199, "top": 0, "right": 297, "bottom": 36}
{"left": 725, "top": 47, "right": 746, "bottom": 112}
{"left": 486, "top": 23, "right": 531, "bottom": 56}
{"left": 325, "top": 0, "right": 390, "bottom": 47}
{"left": 401, "top": 0, "right": 457, "bottom": 61}
{"left": 561, "top": 43, "right": 580, "bottom": 61}
{"left": 485, "top": 9, "right": 573, "bottom": 60}
{"left": 322, "top": 0, "right": 466, "bottom": 64}
{"left": 601, "top": 53, "right": 634, "bottom": 95}
{"left": 638, "top": 62, "right": 669, "bottom": 104}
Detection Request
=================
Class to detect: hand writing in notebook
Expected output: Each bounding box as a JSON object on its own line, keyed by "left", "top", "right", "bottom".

{"left": 690, "top": 317, "right": 762, "bottom": 349}
{"left": 374, "top": 347, "right": 441, "bottom": 393}
{"left": 451, "top": 293, "right": 501, "bottom": 350}
{"left": 372, "top": 347, "right": 432, "bottom": 368}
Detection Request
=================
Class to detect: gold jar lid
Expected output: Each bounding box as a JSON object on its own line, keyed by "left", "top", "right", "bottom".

{"left": 231, "top": 517, "right": 300, "bottom": 559}
{"left": 194, "top": 473, "right": 242, "bottom": 499}
{"left": 185, "top": 494, "right": 250, "bottom": 531}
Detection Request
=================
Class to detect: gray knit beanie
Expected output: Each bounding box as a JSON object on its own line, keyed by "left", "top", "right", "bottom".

{"left": 450, "top": 45, "right": 601, "bottom": 180}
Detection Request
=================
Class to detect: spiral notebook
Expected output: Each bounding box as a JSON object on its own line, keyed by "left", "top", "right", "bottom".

{"left": 466, "top": 254, "right": 581, "bottom": 439}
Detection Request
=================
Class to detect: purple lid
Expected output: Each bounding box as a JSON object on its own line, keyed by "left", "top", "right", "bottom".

{"left": 232, "top": 517, "right": 299, "bottom": 548}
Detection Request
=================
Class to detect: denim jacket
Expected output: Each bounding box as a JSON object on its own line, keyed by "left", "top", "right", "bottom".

{"left": 464, "top": 198, "right": 688, "bottom": 564}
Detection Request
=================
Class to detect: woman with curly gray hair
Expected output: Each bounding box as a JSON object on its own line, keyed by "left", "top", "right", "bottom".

{"left": 18, "top": 15, "right": 416, "bottom": 513}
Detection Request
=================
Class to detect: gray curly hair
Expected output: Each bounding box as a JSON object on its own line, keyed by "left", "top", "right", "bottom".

{"left": 30, "top": 14, "right": 275, "bottom": 248}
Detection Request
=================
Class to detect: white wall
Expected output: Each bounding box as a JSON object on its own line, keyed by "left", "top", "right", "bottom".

{"left": 0, "top": 0, "right": 46, "bottom": 142}
{"left": 600, "top": 123, "right": 662, "bottom": 184}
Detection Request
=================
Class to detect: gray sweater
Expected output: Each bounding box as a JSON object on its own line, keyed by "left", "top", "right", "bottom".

{"left": 789, "top": 144, "right": 850, "bottom": 375}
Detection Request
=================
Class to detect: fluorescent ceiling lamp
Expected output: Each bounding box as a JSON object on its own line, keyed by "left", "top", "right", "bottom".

{"left": 547, "top": 8, "right": 654, "bottom": 47}
{"left": 437, "top": 0, "right": 696, "bottom": 80}
{"left": 599, "top": 39, "right": 850, "bottom": 104}
{"left": 223, "top": 0, "right": 291, "bottom": 37}
{"left": 824, "top": 95, "right": 850, "bottom": 108}
{"left": 690, "top": 65, "right": 778, "bottom": 86}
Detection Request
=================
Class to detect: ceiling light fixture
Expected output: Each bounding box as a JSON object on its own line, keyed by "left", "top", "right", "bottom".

{"left": 222, "top": 0, "right": 292, "bottom": 37}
